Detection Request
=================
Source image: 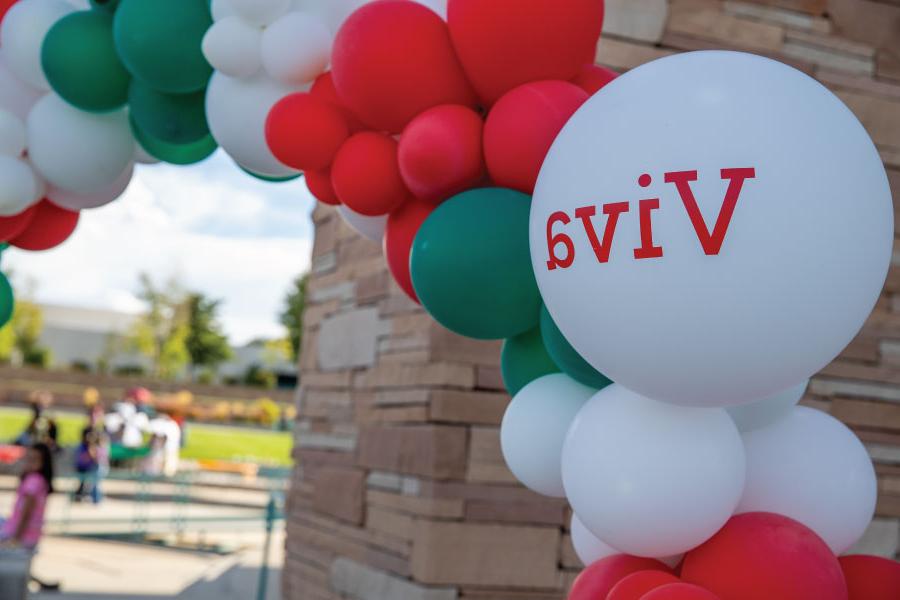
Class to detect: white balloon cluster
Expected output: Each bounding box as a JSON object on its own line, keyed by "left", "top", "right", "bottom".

{"left": 502, "top": 52, "right": 891, "bottom": 567}
{"left": 0, "top": 0, "right": 136, "bottom": 214}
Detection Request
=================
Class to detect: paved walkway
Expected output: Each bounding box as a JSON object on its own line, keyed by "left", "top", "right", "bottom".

{"left": 0, "top": 475, "right": 284, "bottom": 599}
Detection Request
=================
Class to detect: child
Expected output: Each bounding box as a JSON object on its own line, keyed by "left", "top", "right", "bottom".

{"left": 1, "top": 443, "right": 54, "bottom": 550}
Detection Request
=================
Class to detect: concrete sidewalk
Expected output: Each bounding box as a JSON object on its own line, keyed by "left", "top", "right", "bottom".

{"left": 30, "top": 530, "right": 283, "bottom": 600}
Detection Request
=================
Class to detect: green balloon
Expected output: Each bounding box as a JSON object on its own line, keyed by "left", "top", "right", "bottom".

{"left": 0, "top": 274, "right": 14, "bottom": 329}
{"left": 129, "top": 80, "right": 209, "bottom": 145}
{"left": 90, "top": 0, "right": 121, "bottom": 12}
{"left": 501, "top": 327, "right": 561, "bottom": 396}
{"left": 131, "top": 116, "right": 216, "bottom": 165}
{"left": 113, "top": 0, "right": 213, "bottom": 94}
{"left": 540, "top": 305, "right": 612, "bottom": 390}
{"left": 238, "top": 166, "right": 301, "bottom": 183}
{"left": 41, "top": 10, "right": 131, "bottom": 112}
{"left": 410, "top": 188, "right": 541, "bottom": 340}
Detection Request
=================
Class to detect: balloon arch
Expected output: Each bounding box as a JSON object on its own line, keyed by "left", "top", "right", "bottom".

{"left": 0, "top": 0, "right": 897, "bottom": 598}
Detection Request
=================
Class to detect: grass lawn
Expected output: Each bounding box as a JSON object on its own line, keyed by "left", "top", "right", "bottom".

{"left": 0, "top": 407, "right": 293, "bottom": 466}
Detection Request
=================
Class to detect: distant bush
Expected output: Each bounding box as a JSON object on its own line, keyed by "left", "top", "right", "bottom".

{"left": 23, "top": 347, "right": 51, "bottom": 368}
{"left": 243, "top": 364, "right": 276, "bottom": 389}
{"left": 70, "top": 360, "right": 92, "bottom": 373}
{"left": 114, "top": 364, "right": 146, "bottom": 376}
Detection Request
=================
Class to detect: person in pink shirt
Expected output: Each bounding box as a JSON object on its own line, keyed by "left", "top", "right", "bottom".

{"left": 1, "top": 443, "right": 54, "bottom": 550}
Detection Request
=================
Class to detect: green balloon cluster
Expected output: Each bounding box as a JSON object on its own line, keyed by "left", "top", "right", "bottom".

{"left": 42, "top": 10, "right": 131, "bottom": 112}
{"left": 0, "top": 274, "right": 14, "bottom": 330}
{"left": 540, "top": 305, "right": 612, "bottom": 390}
{"left": 40, "top": 0, "right": 217, "bottom": 165}
{"left": 113, "top": 0, "right": 213, "bottom": 94}
{"left": 410, "top": 188, "right": 541, "bottom": 340}
{"left": 501, "top": 327, "right": 560, "bottom": 396}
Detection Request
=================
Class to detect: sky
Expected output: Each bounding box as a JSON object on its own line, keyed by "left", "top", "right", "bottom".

{"left": 4, "top": 151, "right": 316, "bottom": 346}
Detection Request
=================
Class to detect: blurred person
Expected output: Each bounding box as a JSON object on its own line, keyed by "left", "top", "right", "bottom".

{"left": 14, "top": 392, "right": 58, "bottom": 451}
{"left": 0, "top": 443, "right": 54, "bottom": 550}
{"left": 73, "top": 405, "right": 108, "bottom": 504}
{"left": 143, "top": 413, "right": 181, "bottom": 478}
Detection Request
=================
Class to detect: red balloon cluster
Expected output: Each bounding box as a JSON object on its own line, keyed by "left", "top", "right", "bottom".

{"left": 264, "top": 0, "right": 612, "bottom": 301}
{"left": 0, "top": 200, "right": 80, "bottom": 251}
{"left": 569, "top": 513, "right": 900, "bottom": 600}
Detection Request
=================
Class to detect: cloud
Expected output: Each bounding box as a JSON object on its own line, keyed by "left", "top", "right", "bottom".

{"left": 4, "top": 151, "right": 315, "bottom": 345}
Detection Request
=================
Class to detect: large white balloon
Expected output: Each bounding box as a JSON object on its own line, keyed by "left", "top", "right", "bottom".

{"left": 0, "top": 109, "right": 26, "bottom": 157}
{"left": 501, "top": 374, "right": 596, "bottom": 497}
{"left": 570, "top": 514, "right": 618, "bottom": 567}
{"left": 727, "top": 379, "right": 808, "bottom": 432}
{"left": 0, "top": 156, "right": 43, "bottom": 216}
{"left": 0, "top": 0, "right": 76, "bottom": 91}
{"left": 0, "top": 61, "right": 42, "bottom": 121}
{"left": 205, "top": 72, "right": 302, "bottom": 179}
{"left": 738, "top": 406, "right": 876, "bottom": 554}
{"left": 228, "top": 0, "right": 291, "bottom": 26}
{"left": 563, "top": 384, "right": 745, "bottom": 557}
{"left": 47, "top": 162, "right": 134, "bottom": 211}
{"left": 27, "top": 94, "right": 135, "bottom": 194}
{"left": 296, "top": 0, "right": 446, "bottom": 32}
{"left": 531, "top": 51, "right": 893, "bottom": 407}
{"left": 337, "top": 204, "right": 387, "bottom": 243}
{"left": 210, "top": 0, "right": 237, "bottom": 21}
{"left": 202, "top": 17, "right": 263, "bottom": 79}
{"left": 260, "top": 12, "right": 332, "bottom": 85}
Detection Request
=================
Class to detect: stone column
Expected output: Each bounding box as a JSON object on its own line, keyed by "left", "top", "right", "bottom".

{"left": 283, "top": 205, "right": 575, "bottom": 600}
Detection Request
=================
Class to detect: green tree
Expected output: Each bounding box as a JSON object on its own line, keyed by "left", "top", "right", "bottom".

{"left": 0, "top": 299, "right": 50, "bottom": 366}
{"left": 184, "top": 293, "right": 232, "bottom": 377}
{"left": 126, "top": 273, "right": 190, "bottom": 379}
{"left": 279, "top": 274, "right": 308, "bottom": 361}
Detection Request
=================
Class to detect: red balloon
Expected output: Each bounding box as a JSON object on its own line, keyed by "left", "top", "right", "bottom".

{"left": 266, "top": 93, "right": 350, "bottom": 171}
{"left": 0, "top": 204, "right": 37, "bottom": 242}
{"left": 484, "top": 80, "right": 588, "bottom": 194}
{"left": 305, "top": 170, "right": 340, "bottom": 206}
{"left": 608, "top": 570, "right": 682, "bottom": 600}
{"left": 640, "top": 583, "right": 722, "bottom": 600}
{"left": 11, "top": 200, "right": 79, "bottom": 251}
{"left": 568, "top": 556, "right": 673, "bottom": 600}
{"left": 310, "top": 72, "right": 366, "bottom": 132}
{"left": 398, "top": 104, "right": 485, "bottom": 203}
{"left": 0, "top": 0, "right": 16, "bottom": 26}
{"left": 332, "top": 132, "right": 410, "bottom": 216}
{"left": 573, "top": 63, "right": 619, "bottom": 95}
{"left": 384, "top": 199, "right": 434, "bottom": 302}
{"left": 681, "top": 513, "right": 848, "bottom": 600}
{"left": 332, "top": 0, "right": 476, "bottom": 133}
{"left": 839, "top": 555, "right": 900, "bottom": 600}
{"left": 448, "top": 0, "right": 604, "bottom": 106}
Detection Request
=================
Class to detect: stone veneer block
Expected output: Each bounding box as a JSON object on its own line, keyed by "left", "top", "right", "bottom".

{"left": 332, "top": 558, "right": 458, "bottom": 600}
{"left": 411, "top": 521, "right": 561, "bottom": 588}
{"left": 313, "top": 467, "right": 366, "bottom": 525}
{"left": 358, "top": 425, "right": 468, "bottom": 480}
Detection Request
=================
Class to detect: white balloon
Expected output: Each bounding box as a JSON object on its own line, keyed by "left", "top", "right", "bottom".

{"left": 563, "top": 384, "right": 745, "bottom": 557}
{"left": 0, "top": 61, "right": 42, "bottom": 121}
{"left": 210, "top": 0, "right": 237, "bottom": 21}
{"left": 0, "top": 156, "right": 43, "bottom": 216}
{"left": 415, "top": 0, "right": 447, "bottom": 18}
{"left": 500, "top": 373, "right": 596, "bottom": 497}
{"left": 727, "top": 379, "right": 808, "bottom": 432}
{"left": 531, "top": 51, "right": 893, "bottom": 408}
{"left": 27, "top": 94, "right": 135, "bottom": 194}
{"left": 206, "top": 72, "right": 303, "bottom": 179}
{"left": 202, "top": 17, "right": 263, "bottom": 79}
{"left": 337, "top": 204, "right": 387, "bottom": 242}
{"left": 0, "top": 0, "right": 76, "bottom": 90}
{"left": 738, "top": 406, "right": 876, "bottom": 554}
{"left": 0, "top": 109, "right": 26, "bottom": 156}
{"left": 261, "top": 12, "right": 332, "bottom": 85}
{"left": 570, "top": 514, "right": 618, "bottom": 567}
{"left": 228, "top": 0, "right": 291, "bottom": 26}
{"left": 47, "top": 162, "right": 133, "bottom": 210}
{"left": 294, "top": 0, "right": 369, "bottom": 34}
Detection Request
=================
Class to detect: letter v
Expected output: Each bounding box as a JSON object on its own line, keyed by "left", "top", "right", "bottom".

{"left": 665, "top": 168, "right": 756, "bottom": 255}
